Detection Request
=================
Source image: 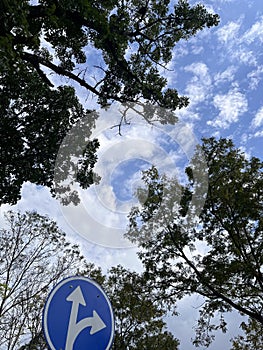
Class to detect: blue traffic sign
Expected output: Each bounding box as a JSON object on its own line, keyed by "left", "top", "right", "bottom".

{"left": 43, "top": 276, "right": 114, "bottom": 350}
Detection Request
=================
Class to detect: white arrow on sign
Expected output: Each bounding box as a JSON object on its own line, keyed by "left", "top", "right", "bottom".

{"left": 65, "top": 286, "right": 106, "bottom": 350}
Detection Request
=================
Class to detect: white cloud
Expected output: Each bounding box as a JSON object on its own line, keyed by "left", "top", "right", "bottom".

{"left": 242, "top": 16, "right": 263, "bottom": 44}
{"left": 208, "top": 89, "right": 248, "bottom": 129}
{"left": 184, "top": 62, "right": 212, "bottom": 105}
{"left": 214, "top": 66, "right": 237, "bottom": 85}
{"left": 46, "top": 104, "right": 201, "bottom": 249}
{"left": 247, "top": 65, "right": 263, "bottom": 89}
{"left": 254, "top": 130, "right": 263, "bottom": 137}
{"left": 0, "top": 182, "right": 143, "bottom": 273}
{"left": 185, "top": 62, "right": 210, "bottom": 79}
{"left": 191, "top": 45, "right": 204, "bottom": 55}
{"left": 237, "top": 49, "right": 257, "bottom": 65}
{"left": 215, "top": 17, "right": 261, "bottom": 67}
{"left": 177, "top": 107, "right": 200, "bottom": 122}
{"left": 251, "top": 106, "right": 263, "bottom": 129}
{"left": 217, "top": 21, "right": 241, "bottom": 44}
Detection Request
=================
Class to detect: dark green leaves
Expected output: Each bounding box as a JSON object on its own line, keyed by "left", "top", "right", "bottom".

{"left": 1, "top": 1, "right": 219, "bottom": 205}
{"left": 0, "top": 66, "right": 99, "bottom": 205}
{"left": 1, "top": 0, "right": 219, "bottom": 109}
{"left": 127, "top": 138, "right": 263, "bottom": 347}
{"left": 0, "top": 212, "right": 179, "bottom": 349}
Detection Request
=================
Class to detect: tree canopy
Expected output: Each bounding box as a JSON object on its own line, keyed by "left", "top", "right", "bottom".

{"left": 0, "top": 211, "right": 178, "bottom": 349}
{"left": 1, "top": 0, "right": 219, "bottom": 108}
{"left": 127, "top": 137, "right": 263, "bottom": 347}
{"left": 0, "top": 0, "right": 219, "bottom": 205}
{"left": 230, "top": 318, "right": 263, "bottom": 350}
{"left": 0, "top": 211, "right": 98, "bottom": 349}
{"left": 106, "top": 265, "right": 179, "bottom": 350}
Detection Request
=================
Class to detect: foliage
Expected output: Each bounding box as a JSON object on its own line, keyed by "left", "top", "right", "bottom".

{"left": 0, "top": 0, "right": 219, "bottom": 206}
{"left": 0, "top": 68, "right": 100, "bottom": 205}
{"left": 127, "top": 137, "right": 263, "bottom": 347}
{"left": 0, "top": 210, "right": 100, "bottom": 350}
{"left": 0, "top": 211, "right": 178, "bottom": 349}
{"left": 0, "top": 0, "right": 219, "bottom": 109}
{"left": 230, "top": 318, "right": 263, "bottom": 350}
{"left": 106, "top": 265, "right": 179, "bottom": 350}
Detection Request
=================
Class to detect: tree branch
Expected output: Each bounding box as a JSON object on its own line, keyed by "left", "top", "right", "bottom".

{"left": 21, "top": 52, "right": 139, "bottom": 106}
{"left": 22, "top": 52, "right": 100, "bottom": 94}
{"left": 167, "top": 226, "right": 263, "bottom": 325}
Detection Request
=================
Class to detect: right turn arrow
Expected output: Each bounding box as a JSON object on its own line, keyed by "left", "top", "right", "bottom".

{"left": 65, "top": 286, "right": 106, "bottom": 350}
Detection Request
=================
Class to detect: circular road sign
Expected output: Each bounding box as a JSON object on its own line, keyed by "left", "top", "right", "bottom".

{"left": 43, "top": 276, "right": 114, "bottom": 350}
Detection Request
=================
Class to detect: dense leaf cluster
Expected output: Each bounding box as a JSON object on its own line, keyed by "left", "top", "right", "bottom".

{"left": 0, "top": 67, "right": 99, "bottom": 205}
{"left": 127, "top": 138, "right": 263, "bottom": 347}
{"left": 0, "top": 0, "right": 219, "bottom": 108}
{"left": 0, "top": 0, "right": 219, "bottom": 205}
{"left": 0, "top": 211, "right": 178, "bottom": 350}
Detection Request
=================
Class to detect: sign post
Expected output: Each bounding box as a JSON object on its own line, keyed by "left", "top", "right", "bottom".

{"left": 43, "top": 276, "right": 114, "bottom": 350}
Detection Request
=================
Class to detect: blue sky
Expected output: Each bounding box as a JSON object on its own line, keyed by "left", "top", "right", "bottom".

{"left": 1, "top": 0, "right": 263, "bottom": 349}
{"left": 172, "top": 0, "right": 263, "bottom": 161}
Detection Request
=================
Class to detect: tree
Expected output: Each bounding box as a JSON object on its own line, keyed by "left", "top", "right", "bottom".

{"left": 20, "top": 266, "right": 180, "bottom": 350}
{"left": 106, "top": 265, "right": 179, "bottom": 350}
{"left": 230, "top": 318, "right": 263, "bottom": 350}
{"left": 0, "top": 73, "right": 100, "bottom": 205}
{"left": 0, "top": 211, "right": 178, "bottom": 349}
{"left": 0, "top": 0, "right": 219, "bottom": 205}
{"left": 0, "top": 210, "right": 100, "bottom": 350}
{"left": 127, "top": 137, "right": 263, "bottom": 347}
{"left": 1, "top": 0, "right": 219, "bottom": 109}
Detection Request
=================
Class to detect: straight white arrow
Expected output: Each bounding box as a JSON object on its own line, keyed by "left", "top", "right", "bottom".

{"left": 65, "top": 286, "right": 106, "bottom": 350}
